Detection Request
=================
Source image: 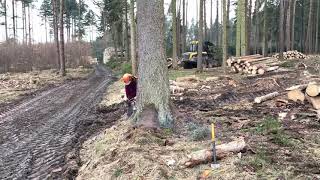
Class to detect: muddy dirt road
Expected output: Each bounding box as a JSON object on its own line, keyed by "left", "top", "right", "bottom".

{"left": 0, "top": 66, "right": 113, "bottom": 179}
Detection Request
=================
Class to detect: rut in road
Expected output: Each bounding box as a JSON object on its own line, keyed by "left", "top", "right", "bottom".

{"left": 0, "top": 66, "right": 113, "bottom": 179}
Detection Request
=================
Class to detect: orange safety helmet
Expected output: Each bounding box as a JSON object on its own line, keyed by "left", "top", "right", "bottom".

{"left": 122, "top": 73, "right": 132, "bottom": 85}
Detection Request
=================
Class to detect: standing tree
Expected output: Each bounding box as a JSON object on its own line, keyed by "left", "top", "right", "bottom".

{"left": 124, "top": 0, "right": 129, "bottom": 61}
{"left": 130, "top": 0, "right": 137, "bottom": 75}
{"left": 52, "top": 0, "right": 61, "bottom": 69}
{"left": 222, "top": 0, "right": 227, "bottom": 73}
{"left": 291, "top": 0, "right": 296, "bottom": 50}
{"left": 285, "top": 0, "right": 292, "bottom": 50}
{"left": 204, "top": 0, "right": 207, "bottom": 40}
{"left": 279, "top": 0, "right": 284, "bottom": 60}
{"left": 197, "top": 0, "right": 203, "bottom": 72}
{"left": 262, "top": 0, "right": 267, "bottom": 56}
{"left": 12, "top": 0, "right": 16, "bottom": 40}
{"left": 246, "top": 0, "right": 252, "bottom": 54}
{"left": 2, "top": 0, "right": 8, "bottom": 41}
{"left": 315, "top": 0, "right": 319, "bottom": 53}
{"left": 236, "top": 0, "right": 246, "bottom": 56}
{"left": 135, "top": 0, "right": 172, "bottom": 128}
{"left": 59, "top": 0, "right": 66, "bottom": 76}
{"left": 172, "top": 0, "right": 178, "bottom": 69}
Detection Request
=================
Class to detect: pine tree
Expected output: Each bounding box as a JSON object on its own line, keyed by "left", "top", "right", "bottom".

{"left": 197, "top": 0, "right": 204, "bottom": 72}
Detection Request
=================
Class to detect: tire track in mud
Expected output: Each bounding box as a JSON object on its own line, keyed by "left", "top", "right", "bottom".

{"left": 0, "top": 66, "right": 113, "bottom": 180}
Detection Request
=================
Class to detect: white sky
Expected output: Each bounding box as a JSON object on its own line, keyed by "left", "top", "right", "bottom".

{"left": 0, "top": 0, "right": 239, "bottom": 43}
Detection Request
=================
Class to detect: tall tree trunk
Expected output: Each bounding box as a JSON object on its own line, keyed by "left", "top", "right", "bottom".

{"left": 222, "top": 0, "right": 227, "bottom": 73}
{"left": 240, "top": 0, "right": 246, "bottom": 55}
{"left": 216, "top": 0, "right": 219, "bottom": 45}
{"left": 78, "top": 0, "right": 81, "bottom": 40}
{"left": 246, "top": 0, "right": 252, "bottom": 54}
{"left": 12, "top": 0, "right": 15, "bottom": 40}
{"left": 316, "top": 0, "right": 319, "bottom": 53}
{"left": 210, "top": 0, "right": 213, "bottom": 42}
{"left": 130, "top": 0, "right": 137, "bottom": 75}
{"left": 279, "top": 0, "right": 285, "bottom": 60}
{"left": 124, "top": 0, "right": 130, "bottom": 61}
{"left": 262, "top": 0, "right": 267, "bottom": 56}
{"left": 254, "top": 0, "right": 259, "bottom": 54}
{"left": 52, "top": 0, "right": 61, "bottom": 69}
{"left": 305, "top": 0, "right": 314, "bottom": 53}
{"left": 4, "top": 0, "right": 8, "bottom": 41}
{"left": 136, "top": 0, "right": 172, "bottom": 128}
{"left": 291, "top": 0, "right": 296, "bottom": 50}
{"left": 172, "top": 0, "right": 178, "bottom": 69}
{"left": 204, "top": 0, "right": 207, "bottom": 40}
{"left": 22, "top": 2, "right": 25, "bottom": 44}
{"left": 285, "top": 0, "right": 291, "bottom": 51}
{"left": 59, "top": 0, "right": 66, "bottom": 76}
{"left": 227, "top": 0, "right": 230, "bottom": 44}
{"left": 182, "top": 0, "right": 186, "bottom": 52}
{"left": 300, "top": 0, "right": 304, "bottom": 52}
{"left": 236, "top": 0, "right": 241, "bottom": 56}
{"left": 198, "top": 0, "right": 204, "bottom": 71}
{"left": 28, "top": 6, "right": 31, "bottom": 45}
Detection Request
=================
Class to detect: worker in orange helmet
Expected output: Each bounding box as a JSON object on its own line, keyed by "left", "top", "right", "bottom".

{"left": 122, "top": 73, "right": 137, "bottom": 116}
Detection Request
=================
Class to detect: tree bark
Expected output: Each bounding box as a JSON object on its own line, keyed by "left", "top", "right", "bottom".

{"left": 198, "top": 0, "right": 204, "bottom": 72}
{"left": 172, "top": 0, "right": 178, "bottom": 69}
{"left": 285, "top": 0, "right": 291, "bottom": 51}
{"left": 262, "top": 0, "right": 267, "bottom": 56}
{"left": 59, "top": 0, "right": 66, "bottom": 76}
{"left": 236, "top": 0, "right": 241, "bottom": 57}
{"left": 254, "top": 0, "right": 259, "bottom": 54}
{"left": 136, "top": 0, "right": 173, "bottom": 128}
{"left": 305, "top": 0, "right": 315, "bottom": 53}
{"left": 130, "top": 0, "right": 137, "bottom": 75}
{"left": 316, "top": 0, "right": 319, "bottom": 53}
{"left": 222, "top": 0, "right": 227, "bottom": 73}
{"left": 204, "top": 0, "right": 207, "bottom": 40}
{"left": 125, "top": 0, "right": 130, "bottom": 61}
{"left": 210, "top": 0, "right": 213, "bottom": 42}
{"left": 240, "top": 0, "right": 246, "bottom": 56}
{"left": 52, "top": 0, "right": 61, "bottom": 69}
{"left": 291, "top": 0, "right": 296, "bottom": 50}
{"left": 216, "top": 0, "right": 219, "bottom": 46}
{"left": 182, "top": 0, "right": 186, "bottom": 52}
{"left": 246, "top": 0, "right": 252, "bottom": 54}
{"left": 4, "top": 0, "right": 8, "bottom": 41}
{"left": 12, "top": 0, "right": 15, "bottom": 40}
{"left": 28, "top": 6, "right": 31, "bottom": 45}
{"left": 279, "top": 0, "right": 284, "bottom": 60}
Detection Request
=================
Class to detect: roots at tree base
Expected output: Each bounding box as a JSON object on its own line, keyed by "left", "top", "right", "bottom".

{"left": 132, "top": 104, "right": 174, "bottom": 129}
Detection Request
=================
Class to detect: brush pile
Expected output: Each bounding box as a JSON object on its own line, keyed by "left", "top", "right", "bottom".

{"left": 272, "top": 50, "right": 307, "bottom": 60}
{"left": 287, "top": 82, "right": 320, "bottom": 110}
{"left": 227, "top": 54, "right": 280, "bottom": 75}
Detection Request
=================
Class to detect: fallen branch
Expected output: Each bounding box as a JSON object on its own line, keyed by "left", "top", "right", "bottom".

{"left": 254, "top": 92, "right": 280, "bottom": 104}
{"left": 181, "top": 138, "right": 246, "bottom": 168}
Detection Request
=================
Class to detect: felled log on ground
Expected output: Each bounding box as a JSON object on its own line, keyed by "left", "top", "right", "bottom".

{"left": 288, "top": 89, "right": 305, "bottom": 102}
{"left": 286, "top": 84, "right": 309, "bottom": 91}
{"left": 306, "top": 83, "right": 320, "bottom": 97}
{"left": 254, "top": 92, "right": 280, "bottom": 103}
{"left": 306, "top": 95, "right": 320, "bottom": 110}
{"left": 182, "top": 138, "right": 246, "bottom": 168}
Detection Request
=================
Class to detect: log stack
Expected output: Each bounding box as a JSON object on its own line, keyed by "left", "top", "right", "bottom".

{"left": 272, "top": 50, "right": 307, "bottom": 60}
{"left": 227, "top": 54, "right": 280, "bottom": 75}
{"left": 287, "top": 82, "right": 320, "bottom": 110}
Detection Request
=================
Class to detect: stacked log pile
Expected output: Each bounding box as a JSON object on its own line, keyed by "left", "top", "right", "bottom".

{"left": 272, "top": 50, "right": 307, "bottom": 60}
{"left": 287, "top": 82, "right": 320, "bottom": 110}
{"left": 227, "top": 54, "right": 280, "bottom": 75}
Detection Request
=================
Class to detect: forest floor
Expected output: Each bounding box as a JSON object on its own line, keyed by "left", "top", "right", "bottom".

{"left": 0, "top": 65, "right": 121, "bottom": 179}
{"left": 77, "top": 58, "right": 320, "bottom": 180}
{"left": 0, "top": 67, "right": 93, "bottom": 113}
